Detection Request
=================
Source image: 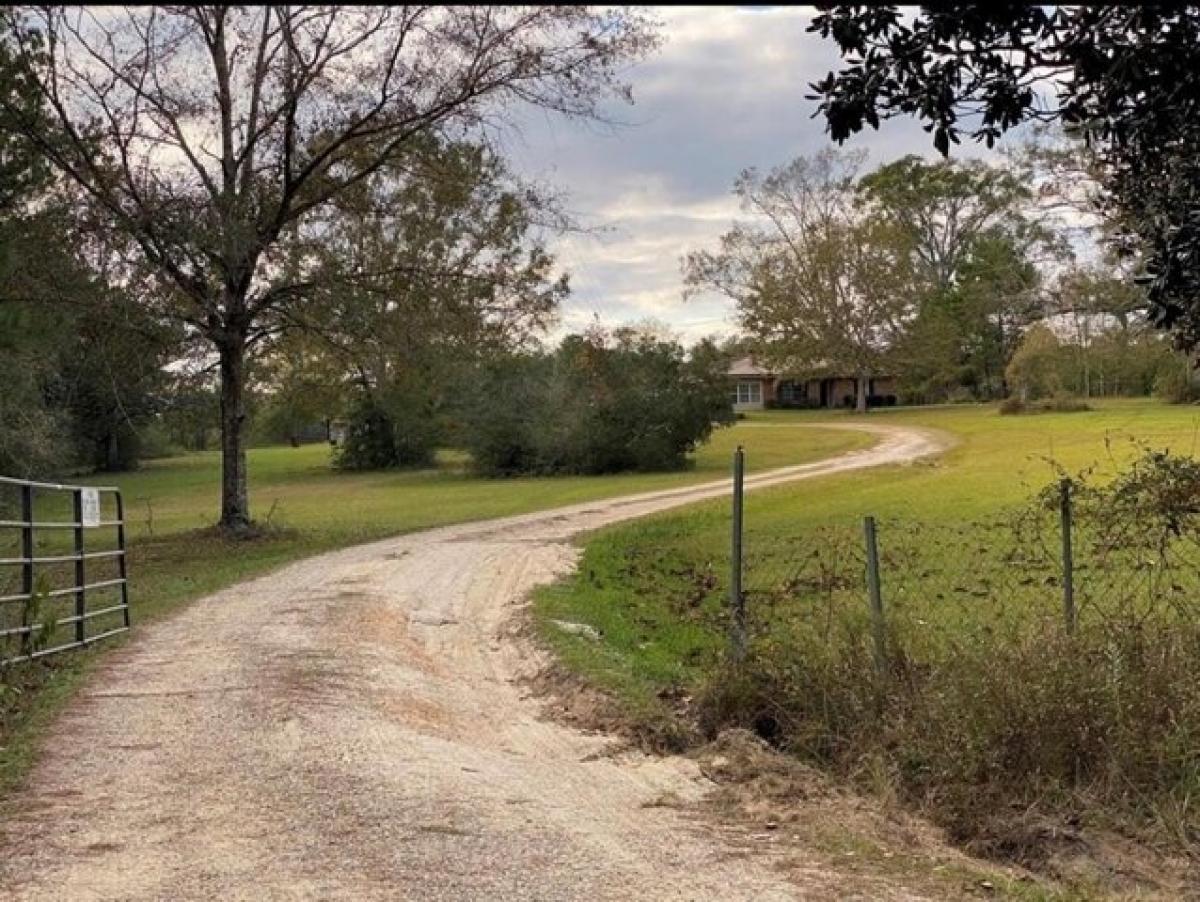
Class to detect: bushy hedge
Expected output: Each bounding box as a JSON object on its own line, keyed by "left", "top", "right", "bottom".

{"left": 459, "top": 329, "right": 734, "bottom": 476}
{"left": 998, "top": 394, "right": 1091, "bottom": 415}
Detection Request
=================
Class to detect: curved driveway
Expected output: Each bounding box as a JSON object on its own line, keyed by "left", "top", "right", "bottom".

{"left": 0, "top": 423, "right": 944, "bottom": 901}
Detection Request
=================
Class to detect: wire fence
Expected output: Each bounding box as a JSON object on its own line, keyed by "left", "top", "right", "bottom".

{"left": 691, "top": 446, "right": 1200, "bottom": 845}
{"left": 726, "top": 446, "right": 1200, "bottom": 675}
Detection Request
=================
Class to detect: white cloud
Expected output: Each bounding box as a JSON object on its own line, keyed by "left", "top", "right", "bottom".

{"left": 504, "top": 6, "right": 1004, "bottom": 346}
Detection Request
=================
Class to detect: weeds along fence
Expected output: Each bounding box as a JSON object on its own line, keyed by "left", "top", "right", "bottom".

{"left": 0, "top": 476, "right": 130, "bottom": 666}
{"left": 712, "top": 446, "right": 1200, "bottom": 836}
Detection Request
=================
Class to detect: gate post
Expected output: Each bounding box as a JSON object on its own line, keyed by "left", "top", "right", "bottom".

{"left": 115, "top": 491, "right": 130, "bottom": 629}
{"left": 19, "top": 484, "right": 33, "bottom": 656}
{"left": 73, "top": 489, "right": 86, "bottom": 645}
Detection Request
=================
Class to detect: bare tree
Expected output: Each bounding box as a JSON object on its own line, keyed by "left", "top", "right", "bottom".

{"left": 0, "top": 6, "right": 657, "bottom": 531}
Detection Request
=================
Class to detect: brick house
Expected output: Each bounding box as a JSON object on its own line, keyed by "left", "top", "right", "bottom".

{"left": 728, "top": 356, "right": 899, "bottom": 411}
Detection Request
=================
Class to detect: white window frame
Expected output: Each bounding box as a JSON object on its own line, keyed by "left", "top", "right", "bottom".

{"left": 735, "top": 381, "right": 762, "bottom": 405}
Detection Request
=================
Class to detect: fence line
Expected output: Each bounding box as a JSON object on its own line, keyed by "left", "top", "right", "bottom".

{"left": 724, "top": 450, "right": 1121, "bottom": 670}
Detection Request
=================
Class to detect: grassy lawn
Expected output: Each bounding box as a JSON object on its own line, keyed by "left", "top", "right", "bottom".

{"left": 535, "top": 398, "right": 1200, "bottom": 888}
{"left": 104, "top": 419, "right": 872, "bottom": 542}
{"left": 535, "top": 398, "right": 1200, "bottom": 743}
{"left": 0, "top": 416, "right": 869, "bottom": 796}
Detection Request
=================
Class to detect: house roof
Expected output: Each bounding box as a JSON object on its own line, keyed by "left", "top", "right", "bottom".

{"left": 728, "top": 354, "right": 897, "bottom": 382}
{"left": 727, "top": 356, "right": 775, "bottom": 378}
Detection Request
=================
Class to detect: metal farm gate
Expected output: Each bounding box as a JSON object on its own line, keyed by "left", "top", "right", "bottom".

{"left": 0, "top": 476, "right": 130, "bottom": 666}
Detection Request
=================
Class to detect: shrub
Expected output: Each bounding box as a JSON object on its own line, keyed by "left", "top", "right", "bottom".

{"left": 333, "top": 385, "right": 438, "bottom": 470}
{"left": 767, "top": 397, "right": 824, "bottom": 410}
{"left": 136, "top": 422, "right": 186, "bottom": 460}
{"left": 456, "top": 355, "right": 547, "bottom": 475}
{"left": 943, "top": 385, "right": 978, "bottom": 404}
{"left": 458, "top": 328, "right": 734, "bottom": 476}
{"left": 998, "top": 394, "right": 1091, "bottom": 415}
{"left": 1006, "top": 323, "right": 1065, "bottom": 401}
{"left": 998, "top": 396, "right": 1025, "bottom": 415}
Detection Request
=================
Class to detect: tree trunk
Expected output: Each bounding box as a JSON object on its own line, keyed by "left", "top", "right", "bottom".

{"left": 218, "top": 337, "right": 252, "bottom": 532}
{"left": 856, "top": 374, "right": 869, "bottom": 414}
{"left": 105, "top": 430, "right": 120, "bottom": 471}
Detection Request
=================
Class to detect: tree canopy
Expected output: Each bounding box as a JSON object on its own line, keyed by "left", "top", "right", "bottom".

{"left": 808, "top": 6, "right": 1200, "bottom": 351}
{"left": 686, "top": 150, "right": 970, "bottom": 411}
{"left": 0, "top": 6, "right": 658, "bottom": 530}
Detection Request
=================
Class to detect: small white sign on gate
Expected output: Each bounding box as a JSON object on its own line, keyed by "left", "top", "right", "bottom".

{"left": 80, "top": 488, "right": 101, "bottom": 528}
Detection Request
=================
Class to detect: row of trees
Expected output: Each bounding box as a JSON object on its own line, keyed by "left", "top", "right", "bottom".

{"left": 0, "top": 80, "right": 182, "bottom": 477}
{"left": 685, "top": 142, "right": 1178, "bottom": 409}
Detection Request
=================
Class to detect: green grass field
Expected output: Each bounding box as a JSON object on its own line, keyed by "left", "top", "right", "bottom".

{"left": 536, "top": 398, "right": 1200, "bottom": 731}
{"left": 0, "top": 417, "right": 869, "bottom": 796}
{"left": 104, "top": 421, "right": 872, "bottom": 542}
{"left": 534, "top": 398, "right": 1200, "bottom": 887}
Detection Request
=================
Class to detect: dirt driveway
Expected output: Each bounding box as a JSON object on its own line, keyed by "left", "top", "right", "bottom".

{"left": 0, "top": 423, "right": 944, "bottom": 901}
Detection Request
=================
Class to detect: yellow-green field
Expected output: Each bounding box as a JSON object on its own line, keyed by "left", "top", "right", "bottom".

{"left": 104, "top": 422, "right": 871, "bottom": 542}
{"left": 537, "top": 398, "right": 1200, "bottom": 736}
{"left": 534, "top": 398, "right": 1200, "bottom": 881}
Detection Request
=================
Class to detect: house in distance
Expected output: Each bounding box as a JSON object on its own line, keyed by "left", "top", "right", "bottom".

{"left": 727, "top": 356, "right": 899, "bottom": 412}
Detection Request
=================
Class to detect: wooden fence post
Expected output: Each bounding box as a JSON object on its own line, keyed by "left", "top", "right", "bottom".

{"left": 730, "top": 446, "right": 746, "bottom": 662}
{"left": 1060, "top": 478, "right": 1076, "bottom": 634}
{"left": 864, "top": 515, "right": 886, "bottom": 676}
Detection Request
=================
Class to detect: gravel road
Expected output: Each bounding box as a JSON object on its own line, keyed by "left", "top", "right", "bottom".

{"left": 0, "top": 423, "right": 944, "bottom": 901}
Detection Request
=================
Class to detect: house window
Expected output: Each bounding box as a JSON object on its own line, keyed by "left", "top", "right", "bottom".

{"left": 734, "top": 381, "right": 762, "bottom": 405}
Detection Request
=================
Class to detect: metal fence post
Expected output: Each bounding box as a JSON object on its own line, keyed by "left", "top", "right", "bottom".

{"left": 115, "top": 491, "right": 130, "bottom": 629}
{"left": 863, "top": 515, "right": 886, "bottom": 676}
{"left": 1060, "top": 478, "right": 1076, "bottom": 634}
{"left": 19, "top": 484, "right": 33, "bottom": 656}
{"left": 73, "top": 489, "right": 86, "bottom": 645}
{"left": 730, "top": 445, "right": 746, "bottom": 662}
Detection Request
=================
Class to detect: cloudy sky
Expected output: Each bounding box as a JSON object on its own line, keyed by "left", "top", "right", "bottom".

{"left": 503, "top": 6, "right": 999, "bottom": 345}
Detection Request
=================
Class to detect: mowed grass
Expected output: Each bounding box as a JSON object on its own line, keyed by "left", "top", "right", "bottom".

{"left": 535, "top": 398, "right": 1200, "bottom": 720}
{"left": 105, "top": 421, "right": 871, "bottom": 543}
{"left": 0, "top": 418, "right": 869, "bottom": 796}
